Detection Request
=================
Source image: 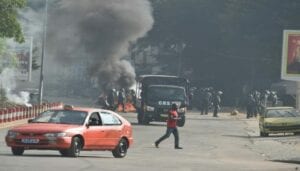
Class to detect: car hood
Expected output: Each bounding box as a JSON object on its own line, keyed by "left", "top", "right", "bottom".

{"left": 264, "top": 117, "right": 300, "bottom": 126}
{"left": 10, "top": 123, "right": 82, "bottom": 133}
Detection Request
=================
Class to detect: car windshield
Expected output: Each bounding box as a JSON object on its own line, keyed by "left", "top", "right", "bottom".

{"left": 265, "top": 108, "right": 300, "bottom": 118}
{"left": 147, "top": 86, "right": 186, "bottom": 101}
{"left": 31, "top": 110, "right": 88, "bottom": 125}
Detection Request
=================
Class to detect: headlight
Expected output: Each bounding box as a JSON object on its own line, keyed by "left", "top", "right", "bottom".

{"left": 7, "top": 131, "right": 19, "bottom": 138}
{"left": 146, "top": 105, "right": 155, "bottom": 112}
{"left": 178, "top": 107, "right": 186, "bottom": 113}
{"left": 44, "top": 132, "right": 67, "bottom": 138}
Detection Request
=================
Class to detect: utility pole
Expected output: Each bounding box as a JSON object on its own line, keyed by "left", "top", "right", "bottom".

{"left": 38, "top": 0, "right": 48, "bottom": 105}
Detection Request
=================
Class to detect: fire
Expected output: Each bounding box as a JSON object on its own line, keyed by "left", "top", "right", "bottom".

{"left": 117, "top": 102, "right": 136, "bottom": 112}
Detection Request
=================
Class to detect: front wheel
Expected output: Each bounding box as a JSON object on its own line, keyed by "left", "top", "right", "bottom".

{"left": 294, "top": 132, "right": 300, "bottom": 135}
{"left": 137, "top": 112, "right": 149, "bottom": 125}
{"left": 112, "top": 138, "right": 128, "bottom": 158}
{"left": 260, "top": 131, "right": 269, "bottom": 137}
{"left": 177, "top": 115, "right": 185, "bottom": 127}
{"left": 11, "top": 147, "right": 24, "bottom": 156}
{"left": 66, "top": 137, "right": 82, "bottom": 157}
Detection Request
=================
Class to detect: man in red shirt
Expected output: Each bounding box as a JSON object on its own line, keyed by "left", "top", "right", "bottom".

{"left": 154, "top": 103, "right": 183, "bottom": 149}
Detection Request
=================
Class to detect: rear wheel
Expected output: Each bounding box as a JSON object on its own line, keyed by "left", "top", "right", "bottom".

{"left": 112, "top": 138, "right": 128, "bottom": 158}
{"left": 260, "top": 131, "right": 269, "bottom": 137}
{"left": 11, "top": 147, "right": 24, "bottom": 156}
{"left": 66, "top": 137, "right": 81, "bottom": 157}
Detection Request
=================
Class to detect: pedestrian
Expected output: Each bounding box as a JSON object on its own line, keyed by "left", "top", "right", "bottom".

{"left": 269, "top": 91, "right": 278, "bottom": 107}
{"left": 154, "top": 103, "right": 183, "bottom": 149}
{"left": 107, "top": 88, "right": 116, "bottom": 110}
{"left": 212, "top": 91, "right": 222, "bottom": 117}
{"left": 246, "top": 93, "right": 255, "bottom": 118}
{"left": 200, "top": 88, "right": 211, "bottom": 115}
{"left": 118, "top": 88, "right": 126, "bottom": 112}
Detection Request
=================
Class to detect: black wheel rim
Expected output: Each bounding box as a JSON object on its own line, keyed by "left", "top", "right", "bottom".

{"left": 119, "top": 140, "right": 127, "bottom": 155}
{"left": 74, "top": 140, "right": 80, "bottom": 155}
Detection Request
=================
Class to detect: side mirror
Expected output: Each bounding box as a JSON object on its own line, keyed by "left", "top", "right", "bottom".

{"left": 88, "top": 118, "right": 99, "bottom": 126}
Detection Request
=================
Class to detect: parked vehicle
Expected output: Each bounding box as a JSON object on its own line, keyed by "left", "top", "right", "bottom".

{"left": 259, "top": 106, "right": 300, "bottom": 137}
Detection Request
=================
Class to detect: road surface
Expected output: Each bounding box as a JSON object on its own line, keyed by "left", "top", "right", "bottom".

{"left": 0, "top": 100, "right": 299, "bottom": 171}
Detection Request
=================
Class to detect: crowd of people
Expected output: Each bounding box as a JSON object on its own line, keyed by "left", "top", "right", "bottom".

{"left": 246, "top": 90, "right": 278, "bottom": 118}
{"left": 98, "top": 85, "right": 280, "bottom": 119}
{"left": 191, "top": 87, "right": 223, "bottom": 117}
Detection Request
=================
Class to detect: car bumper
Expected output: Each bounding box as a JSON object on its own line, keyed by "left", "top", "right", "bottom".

{"left": 5, "top": 136, "right": 72, "bottom": 149}
{"left": 145, "top": 111, "right": 185, "bottom": 121}
{"left": 261, "top": 125, "right": 300, "bottom": 133}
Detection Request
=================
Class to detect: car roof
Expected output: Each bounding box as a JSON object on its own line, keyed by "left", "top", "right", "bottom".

{"left": 53, "top": 106, "right": 112, "bottom": 113}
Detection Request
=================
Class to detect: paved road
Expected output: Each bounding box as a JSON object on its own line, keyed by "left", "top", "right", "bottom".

{"left": 0, "top": 109, "right": 299, "bottom": 171}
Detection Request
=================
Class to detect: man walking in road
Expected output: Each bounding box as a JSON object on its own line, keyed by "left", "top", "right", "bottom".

{"left": 154, "top": 103, "right": 183, "bottom": 149}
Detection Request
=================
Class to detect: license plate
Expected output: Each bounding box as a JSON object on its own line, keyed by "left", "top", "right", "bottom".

{"left": 21, "top": 138, "right": 39, "bottom": 144}
{"left": 160, "top": 114, "right": 168, "bottom": 117}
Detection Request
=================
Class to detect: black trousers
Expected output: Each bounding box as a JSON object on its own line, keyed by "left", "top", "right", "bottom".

{"left": 155, "top": 127, "right": 179, "bottom": 147}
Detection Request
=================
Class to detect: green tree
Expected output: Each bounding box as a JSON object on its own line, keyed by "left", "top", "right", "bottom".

{"left": 0, "top": 0, "right": 26, "bottom": 43}
{"left": 0, "top": 39, "right": 19, "bottom": 73}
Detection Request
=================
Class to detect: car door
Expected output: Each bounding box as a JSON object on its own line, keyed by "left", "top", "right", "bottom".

{"left": 84, "top": 112, "right": 109, "bottom": 149}
{"left": 100, "top": 111, "right": 123, "bottom": 148}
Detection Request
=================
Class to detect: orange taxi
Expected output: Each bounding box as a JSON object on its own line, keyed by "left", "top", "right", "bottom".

{"left": 5, "top": 105, "right": 133, "bottom": 158}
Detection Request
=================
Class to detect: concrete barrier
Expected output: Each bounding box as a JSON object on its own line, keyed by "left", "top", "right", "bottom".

{"left": 0, "top": 102, "right": 63, "bottom": 125}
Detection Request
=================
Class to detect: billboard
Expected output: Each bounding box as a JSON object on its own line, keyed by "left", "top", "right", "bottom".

{"left": 281, "top": 30, "right": 300, "bottom": 81}
{"left": 7, "top": 37, "right": 33, "bottom": 81}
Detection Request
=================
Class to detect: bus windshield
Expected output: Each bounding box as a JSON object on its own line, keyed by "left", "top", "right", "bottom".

{"left": 147, "top": 86, "right": 186, "bottom": 102}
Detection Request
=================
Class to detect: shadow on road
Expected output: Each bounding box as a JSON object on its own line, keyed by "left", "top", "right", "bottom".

{"left": 131, "top": 122, "right": 165, "bottom": 127}
{"left": 271, "top": 159, "right": 300, "bottom": 165}
{"left": 223, "top": 134, "right": 297, "bottom": 139}
{"left": 0, "top": 153, "right": 112, "bottom": 159}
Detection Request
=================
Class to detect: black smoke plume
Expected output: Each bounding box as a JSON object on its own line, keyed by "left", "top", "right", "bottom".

{"left": 47, "top": 0, "right": 153, "bottom": 91}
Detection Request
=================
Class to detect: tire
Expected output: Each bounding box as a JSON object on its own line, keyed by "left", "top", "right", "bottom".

{"left": 11, "top": 147, "right": 24, "bottom": 156}
{"left": 177, "top": 116, "right": 185, "bottom": 127}
{"left": 137, "top": 112, "right": 149, "bottom": 125}
{"left": 112, "top": 138, "right": 128, "bottom": 158}
{"left": 137, "top": 112, "right": 143, "bottom": 124}
{"left": 260, "top": 131, "right": 269, "bottom": 137}
{"left": 142, "top": 117, "right": 150, "bottom": 125}
{"left": 294, "top": 132, "right": 300, "bottom": 135}
{"left": 59, "top": 149, "right": 69, "bottom": 156}
{"left": 66, "top": 137, "right": 81, "bottom": 157}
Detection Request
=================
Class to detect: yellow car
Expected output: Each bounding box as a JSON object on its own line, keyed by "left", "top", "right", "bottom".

{"left": 259, "top": 107, "right": 300, "bottom": 137}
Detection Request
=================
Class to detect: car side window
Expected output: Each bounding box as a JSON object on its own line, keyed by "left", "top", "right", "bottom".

{"left": 88, "top": 112, "right": 102, "bottom": 126}
{"left": 100, "top": 112, "right": 122, "bottom": 125}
